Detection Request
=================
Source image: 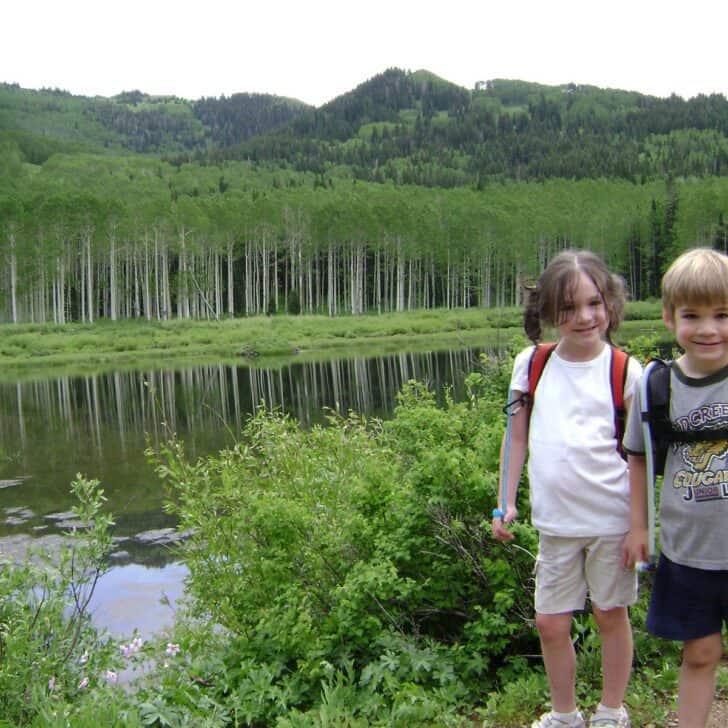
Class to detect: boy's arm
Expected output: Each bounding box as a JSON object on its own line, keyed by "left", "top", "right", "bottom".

{"left": 492, "top": 395, "right": 528, "bottom": 542}
{"left": 622, "top": 453, "right": 649, "bottom": 568}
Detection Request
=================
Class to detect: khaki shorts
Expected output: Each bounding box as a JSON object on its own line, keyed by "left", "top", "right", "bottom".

{"left": 535, "top": 534, "right": 637, "bottom": 614}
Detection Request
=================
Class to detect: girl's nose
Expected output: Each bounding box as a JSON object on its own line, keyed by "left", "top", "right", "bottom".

{"left": 575, "top": 305, "right": 591, "bottom": 322}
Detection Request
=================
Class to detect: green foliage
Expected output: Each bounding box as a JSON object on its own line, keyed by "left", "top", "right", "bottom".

{"left": 0, "top": 475, "right": 122, "bottom": 724}
{"left": 147, "top": 357, "right": 542, "bottom": 723}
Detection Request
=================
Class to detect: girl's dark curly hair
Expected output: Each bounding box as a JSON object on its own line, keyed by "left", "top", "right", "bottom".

{"left": 523, "top": 250, "right": 627, "bottom": 344}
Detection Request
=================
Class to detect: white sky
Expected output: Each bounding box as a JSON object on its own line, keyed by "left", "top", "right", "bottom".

{"left": 4, "top": 0, "right": 727, "bottom": 107}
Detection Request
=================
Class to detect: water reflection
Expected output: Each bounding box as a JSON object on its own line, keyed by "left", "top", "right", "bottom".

{"left": 1, "top": 347, "right": 488, "bottom": 541}
{"left": 0, "top": 347, "right": 489, "bottom": 636}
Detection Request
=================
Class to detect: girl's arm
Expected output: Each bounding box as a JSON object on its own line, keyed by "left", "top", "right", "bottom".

{"left": 492, "top": 392, "right": 529, "bottom": 542}
{"left": 621, "top": 453, "right": 649, "bottom": 568}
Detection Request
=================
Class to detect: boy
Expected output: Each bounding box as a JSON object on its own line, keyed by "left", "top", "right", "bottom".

{"left": 622, "top": 247, "right": 728, "bottom": 728}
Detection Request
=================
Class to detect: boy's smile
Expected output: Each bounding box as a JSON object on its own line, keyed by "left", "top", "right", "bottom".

{"left": 664, "top": 302, "right": 728, "bottom": 376}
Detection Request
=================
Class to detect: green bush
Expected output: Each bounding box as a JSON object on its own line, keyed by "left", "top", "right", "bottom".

{"left": 148, "top": 355, "right": 543, "bottom": 723}
{"left": 0, "top": 476, "right": 124, "bottom": 724}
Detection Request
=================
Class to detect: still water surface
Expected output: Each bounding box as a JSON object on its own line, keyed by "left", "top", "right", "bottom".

{"left": 0, "top": 347, "right": 489, "bottom": 639}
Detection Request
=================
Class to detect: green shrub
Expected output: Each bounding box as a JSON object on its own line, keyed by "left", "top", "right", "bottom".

{"left": 148, "top": 355, "right": 543, "bottom": 723}
{"left": 0, "top": 476, "right": 123, "bottom": 725}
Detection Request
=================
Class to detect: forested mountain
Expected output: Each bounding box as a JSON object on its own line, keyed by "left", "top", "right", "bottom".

{"left": 215, "top": 70, "right": 728, "bottom": 186}
{"left": 0, "top": 82, "right": 311, "bottom": 159}
{"left": 4, "top": 71, "right": 728, "bottom": 183}
{"left": 1, "top": 70, "right": 727, "bottom": 325}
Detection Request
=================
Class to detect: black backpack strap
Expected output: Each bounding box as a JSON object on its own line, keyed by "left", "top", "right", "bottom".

{"left": 644, "top": 358, "right": 672, "bottom": 476}
{"left": 644, "top": 359, "right": 728, "bottom": 474}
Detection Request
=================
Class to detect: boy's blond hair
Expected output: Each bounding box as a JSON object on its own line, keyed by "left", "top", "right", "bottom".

{"left": 661, "top": 247, "right": 728, "bottom": 312}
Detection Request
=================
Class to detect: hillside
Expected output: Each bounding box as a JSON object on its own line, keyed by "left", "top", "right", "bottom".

{"left": 0, "top": 82, "right": 312, "bottom": 161}
{"left": 2, "top": 70, "right": 728, "bottom": 186}
{"left": 216, "top": 70, "right": 728, "bottom": 186}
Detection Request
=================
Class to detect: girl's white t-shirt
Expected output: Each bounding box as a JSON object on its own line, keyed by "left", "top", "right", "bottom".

{"left": 510, "top": 344, "right": 642, "bottom": 537}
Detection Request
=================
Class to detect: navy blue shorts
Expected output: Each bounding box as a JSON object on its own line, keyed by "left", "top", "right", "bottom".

{"left": 647, "top": 553, "right": 728, "bottom": 641}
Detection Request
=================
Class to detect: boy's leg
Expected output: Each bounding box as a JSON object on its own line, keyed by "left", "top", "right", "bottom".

{"left": 678, "top": 632, "right": 722, "bottom": 728}
{"left": 536, "top": 611, "right": 578, "bottom": 712}
{"left": 591, "top": 605, "right": 632, "bottom": 709}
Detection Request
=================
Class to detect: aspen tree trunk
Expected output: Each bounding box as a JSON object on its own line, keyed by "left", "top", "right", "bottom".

{"left": 349, "top": 247, "right": 356, "bottom": 314}
{"left": 161, "top": 237, "right": 171, "bottom": 319}
{"left": 85, "top": 231, "right": 94, "bottom": 323}
{"left": 178, "top": 229, "right": 189, "bottom": 319}
{"left": 56, "top": 257, "right": 66, "bottom": 324}
{"left": 9, "top": 233, "right": 18, "bottom": 323}
{"left": 262, "top": 237, "right": 269, "bottom": 316}
{"left": 327, "top": 243, "right": 335, "bottom": 316}
{"left": 143, "top": 234, "right": 151, "bottom": 321}
{"left": 227, "top": 239, "right": 234, "bottom": 316}
{"left": 254, "top": 239, "right": 261, "bottom": 314}
{"left": 274, "top": 245, "right": 280, "bottom": 313}
{"left": 297, "top": 241, "right": 304, "bottom": 311}
{"left": 446, "top": 252, "right": 451, "bottom": 310}
{"left": 245, "top": 239, "right": 253, "bottom": 315}
{"left": 215, "top": 251, "right": 222, "bottom": 318}
{"left": 153, "top": 231, "right": 160, "bottom": 319}
{"left": 396, "top": 239, "right": 405, "bottom": 312}
{"left": 134, "top": 245, "right": 142, "bottom": 318}
{"left": 108, "top": 233, "right": 117, "bottom": 321}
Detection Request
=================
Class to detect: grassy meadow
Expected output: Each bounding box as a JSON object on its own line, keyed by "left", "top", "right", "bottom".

{"left": 0, "top": 303, "right": 670, "bottom": 382}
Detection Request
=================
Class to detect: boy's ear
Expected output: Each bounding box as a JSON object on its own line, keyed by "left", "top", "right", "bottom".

{"left": 662, "top": 307, "right": 675, "bottom": 330}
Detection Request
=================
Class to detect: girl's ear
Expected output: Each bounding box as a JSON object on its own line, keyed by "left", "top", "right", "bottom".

{"left": 662, "top": 307, "right": 675, "bottom": 331}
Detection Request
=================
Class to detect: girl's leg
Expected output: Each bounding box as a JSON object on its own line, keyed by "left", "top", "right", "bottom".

{"left": 535, "top": 611, "right": 577, "bottom": 712}
{"left": 678, "top": 632, "right": 722, "bottom": 728}
{"left": 591, "top": 605, "right": 632, "bottom": 709}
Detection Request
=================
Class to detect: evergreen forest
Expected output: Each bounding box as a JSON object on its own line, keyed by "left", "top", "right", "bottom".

{"left": 2, "top": 68, "right": 728, "bottom": 324}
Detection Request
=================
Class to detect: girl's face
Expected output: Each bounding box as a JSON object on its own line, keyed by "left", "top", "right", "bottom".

{"left": 555, "top": 271, "right": 609, "bottom": 360}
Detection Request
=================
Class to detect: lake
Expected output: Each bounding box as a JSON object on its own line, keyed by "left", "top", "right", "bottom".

{"left": 0, "top": 347, "right": 491, "bottom": 640}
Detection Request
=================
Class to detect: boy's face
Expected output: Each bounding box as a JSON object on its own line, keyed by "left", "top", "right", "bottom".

{"left": 663, "top": 301, "right": 728, "bottom": 376}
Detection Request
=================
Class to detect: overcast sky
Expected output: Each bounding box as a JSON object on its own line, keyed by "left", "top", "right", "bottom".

{"left": 4, "top": 0, "right": 726, "bottom": 107}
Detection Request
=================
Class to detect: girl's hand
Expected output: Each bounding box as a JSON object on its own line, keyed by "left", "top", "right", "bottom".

{"left": 492, "top": 507, "right": 518, "bottom": 541}
{"left": 621, "top": 528, "right": 648, "bottom": 569}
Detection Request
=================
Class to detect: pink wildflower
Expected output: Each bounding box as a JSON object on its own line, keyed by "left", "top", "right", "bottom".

{"left": 48, "top": 676, "right": 56, "bottom": 691}
{"left": 78, "top": 676, "right": 89, "bottom": 689}
{"left": 165, "top": 643, "right": 181, "bottom": 656}
{"left": 105, "top": 670, "right": 118, "bottom": 684}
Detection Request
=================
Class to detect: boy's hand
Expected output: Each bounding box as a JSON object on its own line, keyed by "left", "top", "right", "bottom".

{"left": 621, "top": 528, "right": 649, "bottom": 569}
{"left": 492, "top": 507, "right": 518, "bottom": 541}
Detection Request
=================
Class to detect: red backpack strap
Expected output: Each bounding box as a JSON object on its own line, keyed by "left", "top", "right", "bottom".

{"left": 610, "top": 346, "right": 629, "bottom": 457}
{"left": 527, "top": 343, "right": 557, "bottom": 403}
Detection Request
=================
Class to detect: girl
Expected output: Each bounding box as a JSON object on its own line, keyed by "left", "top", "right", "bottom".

{"left": 492, "top": 250, "right": 641, "bottom": 728}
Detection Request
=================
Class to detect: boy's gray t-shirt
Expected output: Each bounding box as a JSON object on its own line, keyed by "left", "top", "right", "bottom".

{"left": 624, "top": 361, "right": 728, "bottom": 570}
